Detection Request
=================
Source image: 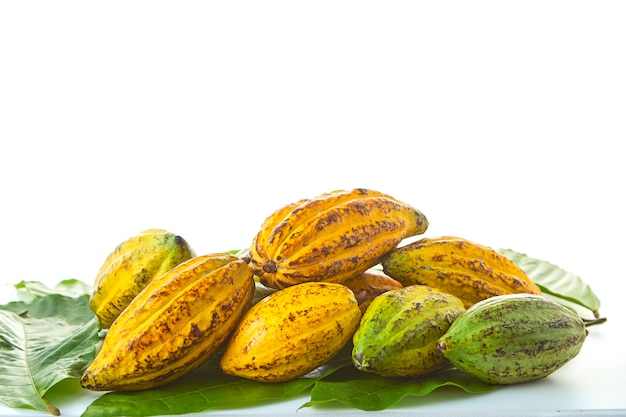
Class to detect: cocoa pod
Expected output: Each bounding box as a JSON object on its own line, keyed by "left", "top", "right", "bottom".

{"left": 249, "top": 188, "right": 428, "bottom": 289}
{"left": 220, "top": 281, "right": 362, "bottom": 382}
{"left": 89, "top": 228, "right": 196, "bottom": 328}
{"left": 436, "top": 294, "right": 587, "bottom": 385}
{"left": 382, "top": 236, "right": 541, "bottom": 308}
{"left": 352, "top": 285, "right": 466, "bottom": 377}
{"left": 81, "top": 253, "right": 255, "bottom": 391}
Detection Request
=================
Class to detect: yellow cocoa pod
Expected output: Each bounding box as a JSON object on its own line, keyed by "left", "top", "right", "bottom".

{"left": 337, "top": 269, "right": 404, "bottom": 314}
{"left": 220, "top": 282, "right": 362, "bottom": 382}
{"left": 90, "top": 228, "right": 196, "bottom": 329}
{"left": 382, "top": 236, "right": 542, "bottom": 308}
{"left": 81, "top": 253, "right": 255, "bottom": 391}
{"left": 249, "top": 188, "right": 428, "bottom": 289}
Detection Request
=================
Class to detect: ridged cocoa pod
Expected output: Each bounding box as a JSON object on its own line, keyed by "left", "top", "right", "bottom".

{"left": 249, "top": 188, "right": 428, "bottom": 289}
{"left": 382, "top": 236, "right": 541, "bottom": 308}
{"left": 352, "top": 285, "right": 466, "bottom": 377}
{"left": 81, "top": 253, "right": 255, "bottom": 391}
{"left": 90, "top": 228, "right": 196, "bottom": 328}
{"left": 220, "top": 282, "right": 362, "bottom": 382}
{"left": 437, "top": 294, "right": 587, "bottom": 385}
{"left": 337, "top": 269, "right": 404, "bottom": 314}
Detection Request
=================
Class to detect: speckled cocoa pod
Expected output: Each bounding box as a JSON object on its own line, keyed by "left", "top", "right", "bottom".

{"left": 220, "top": 282, "right": 362, "bottom": 382}
{"left": 90, "top": 228, "right": 196, "bottom": 328}
{"left": 437, "top": 294, "right": 587, "bottom": 385}
{"left": 382, "top": 236, "right": 542, "bottom": 308}
{"left": 352, "top": 285, "right": 465, "bottom": 377}
{"left": 249, "top": 188, "right": 428, "bottom": 289}
{"left": 81, "top": 253, "right": 255, "bottom": 391}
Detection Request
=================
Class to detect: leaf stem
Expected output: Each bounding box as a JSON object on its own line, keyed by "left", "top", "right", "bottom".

{"left": 583, "top": 317, "right": 607, "bottom": 327}
{"left": 46, "top": 402, "right": 60, "bottom": 416}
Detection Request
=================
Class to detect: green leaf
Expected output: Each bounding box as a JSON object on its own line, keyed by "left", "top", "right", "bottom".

{"left": 14, "top": 279, "right": 92, "bottom": 300}
{"left": 0, "top": 293, "right": 94, "bottom": 326}
{"left": 303, "top": 366, "right": 498, "bottom": 411}
{"left": 227, "top": 248, "right": 249, "bottom": 257}
{"left": 251, "top": 281, "right": 277, "bottom": 305}
{"left": 81, "top": 347, "right": 351, "bottom": 417}
{"left": 0, "top": 294, "right": 99, "bottom": 415}
{"left": 498, "top": 249, "right": 602, "bottom": 318}
{"left": 82, "top": 371, "right": 313, "bottom": 417}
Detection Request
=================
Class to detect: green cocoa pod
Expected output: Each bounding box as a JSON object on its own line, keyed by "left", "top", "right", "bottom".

{"left": 436, "top": 294, "right": 587, "bottom": 385}
{"left": 352, "top": 285, "right": 466, "bottom": 377}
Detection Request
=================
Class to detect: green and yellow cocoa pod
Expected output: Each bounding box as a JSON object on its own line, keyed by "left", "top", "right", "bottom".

{"left": 220, "top": 282, "right": 362, "bottom": 382}
{"left": 81, "top": 253, "right": 255, "bottom": 391}
{"left": 436, "top": 294, "right": 587, "bottom": 385}
{"left": 89, "top": 228, "right": 196, "bottom": 328}
{"left": 352, "top": 285, "right": 466, "bottom": 377}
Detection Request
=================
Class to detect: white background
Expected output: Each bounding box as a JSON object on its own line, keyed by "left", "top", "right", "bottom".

{"left": 1, "top": 1, "right": 625, "bottom": 416}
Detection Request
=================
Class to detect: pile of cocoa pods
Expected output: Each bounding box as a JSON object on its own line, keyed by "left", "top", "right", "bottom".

{"left": 80, "top": 188, "right": 588, "bottom": 392}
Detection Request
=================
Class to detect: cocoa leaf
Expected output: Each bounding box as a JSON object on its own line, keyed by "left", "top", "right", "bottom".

{"left": 80, "top": 346, "right": 353, "bottom": 417}
{"left": 81, "top": 372, "right": 314, "bottom": 417}
{"left": 14, "top": 279, "right": 92, "bottom": 300}
{"left": 0, "top": 293, "right": 99, "bottom": 415}
{"left": 1, "top": 292, "right": 94, "bottom": 325}
{"left": 302, "top": 366, "right": 497, "bottom": 411}
{"left": 498, "top": 249, "right": 602, "bottom": 318}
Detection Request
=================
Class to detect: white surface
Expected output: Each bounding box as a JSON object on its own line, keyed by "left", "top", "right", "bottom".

{"left": 1, "top": 1, "right": 625, "bottom": 416}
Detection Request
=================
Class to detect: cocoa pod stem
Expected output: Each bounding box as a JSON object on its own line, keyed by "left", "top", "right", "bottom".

{"left": 262, "top": 261, "right": 278, "bottom": 273}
